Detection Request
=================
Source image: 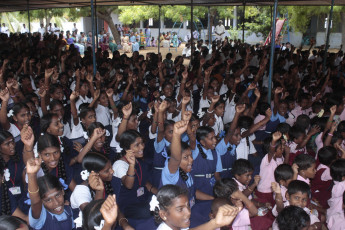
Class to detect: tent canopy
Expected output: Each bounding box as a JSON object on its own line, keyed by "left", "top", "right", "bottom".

{"left": 0, "top": 0, "right": 344, "bottom": 12}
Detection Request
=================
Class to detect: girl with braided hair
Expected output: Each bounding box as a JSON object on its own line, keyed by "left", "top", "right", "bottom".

{"left": 0, "top": 161, "right": 28, "bottom": 221}
{"left": 0, "top": 131, "right": 25, "bottom": 203}
{"left": 188, "top": 124, "right": 222, "bottom": 196}
{"left": 70, "top": 152, "right": 133, "bottom": 230}
{"left": 162, "top": 119, "right": 214, "bottom": 226}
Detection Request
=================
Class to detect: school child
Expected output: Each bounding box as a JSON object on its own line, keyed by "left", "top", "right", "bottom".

{"left": 188, "top": 125, "right": 223, "bottom": 196}
{"left": 271, "top": 88, "right": 289, "bottom": 129}
{"left": 23, "top": 133, "right": 75, "bottom": 198}
{"left": 153, "top": 100, "right": 174, "bottom": 187}
{"left": 165, "top": 119, "right": 214, "bottom": 226}
{"left": 70, "top": 152, "right": 132, "bottom": 230}
{"left": 205, "top": 96, "right": 225, "bottom": 136}
{"left": 273, "top": 164, "right": 298, "bottom": 202}
{"left": 0, "top": 162, "right": 28, "bottom": 221}
{"left": 0, "top": 131, "right": 25, "bottom": 202}
{"left": 287, "top": 125, "right": 320, "bottom": 165}
{"left": 0, "top": 88, "right": 33, "bottom": 143}
{"left": 74, "top": 80, "right": 94, "bottom": 111}
{"left": 276, "top": 206, "right": 310, "bottom": 230}
{"left": 232, "top": 159, "right": 260, "bottom": 200}
{"left": 327, "top": 191, "right": 345, "bottom": 230}
{"left": 90, "top": 89, "right": 112, "bottom": 127}
{"left": 213, "top": 178, "right": 258, "bottom": 229}
{"left": 256, "top": 132, "right": 284, "bottom": 206}
{"left": 327, "top": 159, "right": 345, "bottom": 222}
{"left": 152, "top": 184, "right": 239, "bottom": 230}
{"left": 69, "top": 91, "right": 96, "bottom": 145}
{"left": 26, "top": 157, "right": 74, "bottom": 230}
{"left": 112, "top": 130, "right": 156, "bottom": 220}
{"left": 216, "top": 122, "right": 241, "bottom": 179}
{"left": 311, "top": 146, "right": 337, "bottom": 209}
{"left": 293, "top": 154, "right": 316, "bottom": 185}
{"left": 271, "top": 180, "right": 321, "bottom": 229}
{"left": 81, "top": 195, "right": 118, "bottom": 230}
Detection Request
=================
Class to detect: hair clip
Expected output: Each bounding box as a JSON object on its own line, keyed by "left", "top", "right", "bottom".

{"left": 59, "top": 178, "right": 68, "bottom": 190}
{"left": 149, "top": 195, "right": 160, "bottom": 211}
{"left": 7, "top": 109, "right": 13, "bottom": 118}
{"left": 4, "top": 169, "right": 10, "bottom": 182}
{"left": 94, "top": 220, "right": 104, "bottom": 230}
{"left": 80, "top": 170, "right": 90, "bottom": 181}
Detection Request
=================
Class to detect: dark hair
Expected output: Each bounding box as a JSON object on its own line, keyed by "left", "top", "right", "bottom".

{"left": 87, "top": 122, "right": 105, "bottom": 137}
{"left": 0, "top": 163, "right": 11, "bottom": 215}
{"left": 238, "top": 116, "right": 253, "bottom": 130}
{"left": 82, "top": 199, "right": 104, "bottom": 230}
{"left": 263, "top": 136, "right": 282, "bottom": 155}
{"left": 79, "top": 106, "right": 95, "bottom": 120}
{"left": 295, "top": 115, "right": 311, "bottom": 132}
{"left": 277, "top": 206, "right": 310, "bottom": 230}
{"left": 154, "top": 185, "right": 188, "bottom": 224}
{"left": 48, "top": 83, "right": 63, "bottom": 95}
{"left": 232, "top": 159, "right": 254, "bottom": 176}
{"left": 37, "top": 134, "right": 66, "bottom": 181}
{"left": 213, "top": 178, "right": 238, "bottom": 199}
{"left": 119, "top": 129, "right": 141, "bottom": 156}
{"left": 338, "top": 121, "right": 345, "bottom": 133}
{"left": 318, "top": 146, "right": 337, "bottom": 166}
{"left": 287, "top": 180, "right": 310, "bottom": 197}
{"left": 11, "top": 102, "right": 30, "bottom": 117}
{"left": 179, "top": 142, "right": 191, "bottom": 182}
{"left": 330, "top": 159, "right": 345, "bottom": 182}
{"left": 258, "top": 102, "right": 270, "bottom": 116}
{"left": 196, "top": 126, "right": 214, "bottom": 159}
{"left": 0, "top": 131, "right": 19, "bottom": 166}
{"left": 214, "top": 99, "right": 225, "bottom": 110}
{"left": 276, "top": 123, "right": 291, "bottom": 135}
{"left": 40, "top": 113, "right": 59, "bottom": 133}
{"left": 274, "top": 164, "right": 294, "bottom": 183}
{"left": 0, "top": 215, "right": 28, "bottom": 230}
{"left": 293, "top": 154, "right": 315, "bottom": 171}
{"left": 211, "top": 197, "right": 231, "bottom": 215}
{"left": 289, "top": 126, "right": 305, "bottom": 142}
{"left": 82, "top": 152, "right": 113, "bottom": 196}
{"left": 37, "top": 174, "right": 63, "bottom": 199}
{"left": 164, "top": 120, "right": 175, "bottom": 131}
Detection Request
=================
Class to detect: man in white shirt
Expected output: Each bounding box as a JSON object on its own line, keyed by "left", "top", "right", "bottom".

{"left": 1, "top": 23, "right": 9, "bottom": 36}
{"left": 72, "top": 23, "right": 78, "bottom": 33}
{"left": 21, "top": 24, "right": 29, "bottom": 34}
{"left": 215, "top": 20, "right": 225, "bottom": 41}
{"left": 38, "top": 24, "right": 45, "bottom": 37}
{"left": 47, "top": 23, "right": 54, "bottom": 34}
{"left": 53, "top": 23, "right": 60, "bottom": 36}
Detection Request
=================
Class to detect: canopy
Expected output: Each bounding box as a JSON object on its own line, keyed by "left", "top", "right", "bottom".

{"left": 1, "top": 0, "right": 344, "bottom": 12}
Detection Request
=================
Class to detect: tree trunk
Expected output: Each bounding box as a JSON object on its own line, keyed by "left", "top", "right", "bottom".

{"left": 340, "top": 12, "right": 345, "bottom": 46}
{"left": 96, "top": 11, "right": 121, "bottom": 45}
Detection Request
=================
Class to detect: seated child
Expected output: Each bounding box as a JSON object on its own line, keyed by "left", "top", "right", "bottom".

{"left": 256, "top": 132, "right": 284, "bottom": 206}
{"left": 271, "top": 180, "right": 321, "bottom": 229}
{"left": 293, "top": 154, "right": 316, "bottom": 185}
{"left": 311, "top": 146, "right": 337, "bottom": 209}
{"left": 273, "top": 164, "right": 298, "bottom": 202}
{"left": 327, "top": 191, "right": 345, "bottom": 230}
{"left": 276, "top": 206, "right": 310, "bottom": 230}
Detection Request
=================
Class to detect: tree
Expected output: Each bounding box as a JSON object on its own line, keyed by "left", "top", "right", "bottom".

{"left": 96, "top": 6, "right": 121, "bottom": 45}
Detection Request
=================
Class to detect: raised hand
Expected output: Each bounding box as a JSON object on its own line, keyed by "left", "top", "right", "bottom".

{"left": 45, "top": 68, "right": 54, "bottom": 79}
{"left": 73, "top": 142, "right": 83, "bottom": 153}
{"left": 100, "top": 194, "right": 118, "bottom": 226}
{"left": 0, "top": 88, "right": 10, "bottom": 102}
{"left": 70, "top": 91, "right": 79, "bottom": 101}
{"left": 254, "top": 88, "right": 260, "bottom": 98}
{"left": 274, "top": 87, "right": 283, "bottom": 95}
{"left": 86, "top": 73, "right": 93, "bottom": 83}
{"left": 174, "top": 121, "right": 189, "bottom": 136}
{"left": 182, "top": 111, "right": 192, "bottom": 122}
{"left": 182, "top": 69, "right": 188, "bottom": 80}
{"left": 91, "top": 128, "right": 106, "bottom": 140}
{"left": 122, "top": 102, "right": 132, "bottom": 118}
{"left": 106, "top": 88, "right": 114, "bottom": 98}
{"left": 181, "top": 96, "right": 191, "bottom": 105}
{"left": 292, "top": 163, "right": 299, "bottom": 175}
{"left": 272, "top": 131, "right": 282, "bottom": 142}
{"left": 211, "top": 95, "right": 220, "bottom": 104}
{"left": 125, "top": 150, "right": 136, "bottom": 166}
{"left": 158, "top": 100, "right": 168, "bottom": 112}
{"left": 89, "top": 171, "right": 104, "bottom": 191}
{"left": 248, "top": 82, "right": 256, "bottom": 90}
{"left": 309, "top": 125, "right": 321, "bottom": 135}
{"left": 26, "top": 156, "right": 42, "bottom": 174}
{"left": 94, "top": 89, "right": 100, "bottom": 99}
{"left": 330, "top": 105, "right": 337, "bottom": 115}
{"left": 21, "top": 124, "right": 35, "bottom": 147}
{"left": 265, "top": 108, "right": 272, "bottom": 118}
{"left": 271, "top": 182, "right": 281, "bottom": 194}
{"left": 253, "top": 175, "right": 261, "bottom": 186}
{"left": 214, "top": 204, "right": 240, "bottom": 228}
{"left": 6, "top": 79, "right": 14, "bottom": 89}
{"left": 236, "top": 104, "right": 246, "bottom": 114}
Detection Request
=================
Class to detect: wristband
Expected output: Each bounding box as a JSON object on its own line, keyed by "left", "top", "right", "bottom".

{"left": 28, "top": 187, "right": 39, "bottom": 194}
{"left": 328, "top": 133, "right": 333, "bottom": 137}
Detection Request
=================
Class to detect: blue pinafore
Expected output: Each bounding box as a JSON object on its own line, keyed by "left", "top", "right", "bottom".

{"left": 153, "top": 139, "right": 170, "bottom": 188}
{"left": 220, "top": 144, "right": 237, "bottom": 179}
{"left": 191, "top": 148, "right": 218, "bottom": 196}
{"left": 34, "top": 205, "right": 74, "bottom": 230}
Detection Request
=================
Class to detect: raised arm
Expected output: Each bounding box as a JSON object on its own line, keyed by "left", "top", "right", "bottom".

{"left": 0, "top": 88, "right": 11, "bottom": 130}
{"left": 157, "top": 100, "right": 168, "bottom": 143}
{"left": 26, "top": 157, "right": 43, "bottom": 219}
{"left": 116, "top": 102, "right": 132, "bottom": 142}
{"left": 21, "top": 124, "right": 35, "bottom": 165}
{"left": 242, "top": 108, "right": 272, "bottom": 138}
{"left": 76, "top": 128, "right": 105, "bottom": 163}
{"left": 106, "top": 88, "right": 118, "bottom": 119}
{"left": 169, "top": 119, "right": 190, "bottom": 174}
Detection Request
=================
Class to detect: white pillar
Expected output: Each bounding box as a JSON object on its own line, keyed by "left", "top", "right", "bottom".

{"left": 233, "top": 6, "right": 237, "bottom": 29}
{"left": 140, "top": 20, "right": 143, "bottom": 29}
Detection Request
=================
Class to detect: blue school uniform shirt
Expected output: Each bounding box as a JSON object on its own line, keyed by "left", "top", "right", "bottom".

{"left": 216, "top": 139, "right": 237, "bottom": 178}
{"left": 29, "top": 205, "right": 74, "bottom": 230}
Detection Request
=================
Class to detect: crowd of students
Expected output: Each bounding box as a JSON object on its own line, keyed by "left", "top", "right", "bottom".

{"left": 0, "top": 29, "right": 345, "bottom": 230}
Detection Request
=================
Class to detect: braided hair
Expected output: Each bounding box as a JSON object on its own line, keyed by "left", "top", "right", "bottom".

{"left": 82, "top": 152, "right": 114, "bottom": 197}
{"left": 37, "top": 134, "right": 67, "bottom": 181}
{"left": 0, "top": 131, "right": 20, "bottom": 166}
{"left": 196, "top": 126, "right": 214, "bottom": 159}
{"left": 0, "top": 163, "right": 11, "bottom": 215}
{"left": 153, "top": 185, "right": 188, "bottom": 224}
